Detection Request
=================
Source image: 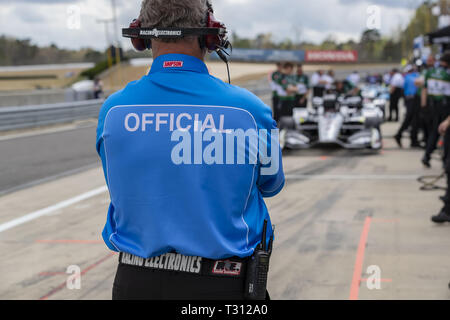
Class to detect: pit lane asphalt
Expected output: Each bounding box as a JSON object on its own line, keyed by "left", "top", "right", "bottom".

{"left": 0, "top": 118, "right": 447, "bottom": 300}
{"left": 2, "top": 65, "right": 449, "bottom": 300}
{"left": 0, "top": 122, "right": 100, "bottom": 196}
{"left": 0, "top": 66, "right": 392, "bottom": 196}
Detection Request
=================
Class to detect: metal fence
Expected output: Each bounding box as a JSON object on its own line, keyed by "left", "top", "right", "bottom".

{"left": 0, "top": 81, "right": 271, "bottom": 132}
{"left": 242, "top": 81, "right": 271, "bottom": 97}
{"left": 0, "top": 99, "right": 104, "bottom": 131}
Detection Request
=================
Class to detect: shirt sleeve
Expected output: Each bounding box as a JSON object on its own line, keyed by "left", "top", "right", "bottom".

{"left": 273, "top": 74, "right": 288, "bottom": 96}
{"left": 96, "top": 89, "right": 126, "bottom": 185}
{"left": 95, "top": 85, "right": 130, "bottom": 183}
{"left": 424, "top": 70, "right": 430, "bottom": 89}
{"left": 256, "top": 104, "right": 285, "bottom": 198}
{"left": 270, "top": 72, "right": 280, "bottom": 92}
{"left": 96, "top": 101, "right": 110, "bottom": 185}
{"left": 271, "top": 72, "right": 278, "bottom": 82}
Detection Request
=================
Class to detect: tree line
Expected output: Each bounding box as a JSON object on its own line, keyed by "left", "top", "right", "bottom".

{"left": 0, "top": 36, "right": 106, "bottom": 66}
{"left": 0, "top": 1, "right": 439, "bottom": 66}
{"left": 231, "top": 2, "right": 439, "bottom": 63}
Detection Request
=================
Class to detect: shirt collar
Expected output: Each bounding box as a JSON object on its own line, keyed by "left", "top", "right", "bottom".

{"left": 149, "top": 53, "right": 209, "bottom": 75}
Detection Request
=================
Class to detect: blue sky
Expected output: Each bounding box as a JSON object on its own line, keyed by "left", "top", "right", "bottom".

{"left": 0, "top": 0, "right": 427, "bottom": 50}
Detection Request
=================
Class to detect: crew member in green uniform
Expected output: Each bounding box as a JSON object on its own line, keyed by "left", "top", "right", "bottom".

{"left": 270, "top": 62, "right": 283, "bottom": 120}
{"left": 421, "top": 53, "right": 450, "bottom": 168}
{"left": 428, "top": 52, "right": 450, "bottom": 223}
{"left": 295, "top": 63, "right": 310, "bottom": 108}
{"left": 335, "top": 79, "right": 360, "bottom": 97}
{"left": 273, "top": 62, "right": 297, "bottom": 122}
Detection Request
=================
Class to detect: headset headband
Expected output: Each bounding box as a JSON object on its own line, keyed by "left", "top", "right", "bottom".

{"left": 122, "top": 1, "right": 232, "bottom": 82}
{"left": 122, "top": 27, "right": 226, "bottom": 40}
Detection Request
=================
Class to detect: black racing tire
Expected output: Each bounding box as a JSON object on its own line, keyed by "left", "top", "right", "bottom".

{"left": 278, "top": 116, "right": 295, "bottom": 130}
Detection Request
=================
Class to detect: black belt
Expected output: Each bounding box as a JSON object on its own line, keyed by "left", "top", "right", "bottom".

{"left": 119, "top": 252, "right": 248, "bottom": 278}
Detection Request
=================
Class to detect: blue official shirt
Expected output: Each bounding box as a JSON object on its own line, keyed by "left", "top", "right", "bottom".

{"left": 403, "top": 72, "right": 419, "bottom": 96}
{"left": 96, "top": 54, "right": 285, "bottom": 260}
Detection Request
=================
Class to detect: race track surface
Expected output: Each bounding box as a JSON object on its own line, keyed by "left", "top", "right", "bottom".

{"left": 0, "top": 75, "right": 449, "bottom": 300}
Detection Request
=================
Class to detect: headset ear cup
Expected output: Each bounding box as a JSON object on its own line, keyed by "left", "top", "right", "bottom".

{"left": 129, "top": 19, "right": 148, "bottom": 51}
{"left": 132, "top": 38, "right": 148, "bottom": 51}
{"left": 205, "top": 9, "right": 227, "bottom": 52}
{"left": 205, "top": 11, "right": 217, "bottom": 51}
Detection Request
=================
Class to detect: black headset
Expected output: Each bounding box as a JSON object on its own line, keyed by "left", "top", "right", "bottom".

{"left": 122, "top": 1, "right": 230, "bottom": 57}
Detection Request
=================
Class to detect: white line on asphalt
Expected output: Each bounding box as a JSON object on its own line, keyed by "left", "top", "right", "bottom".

{"left": 0, "top": 186, "right": 108, "bottom": 233}
{"left": 0, "top": 163, "right": 100, "bottom": 197}
{"left": 285, "top": 174, "right": 420, "bottom": 181}
{"left": 0, "top": 121, "right": 97, "bottom": 142}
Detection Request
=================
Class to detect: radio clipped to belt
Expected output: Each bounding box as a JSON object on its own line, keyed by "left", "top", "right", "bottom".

{"left": 244, "top": 219, "right": 274, "bottom": 300}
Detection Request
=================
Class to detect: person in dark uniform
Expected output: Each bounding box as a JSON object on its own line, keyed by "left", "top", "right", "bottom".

{"left": 270, "top": 62, "right": 283, "bottom": 119}
{"left": 294, "top": 63, "right": 309, "bottom": 108}
{"left": 311, "top": 70, "right": 326, "bottom": 98}
{"left": 96, "top": 0, "right": 285, "bottom": 300}
{"left": 93, "top": 77, "right": 104, "bottom": 99}
{"left": 335, "top": 79, "right": 360, "bottom": 97}
{"left": 421, "top": 53, "right": 450, "bottom": 168}
{"left": 416, "top": 55, "right": 436, "bottom": 148}
{"left": 430, "top": 114, "right": 450, "bottom": 223}
{"left": 272, "top": 62, "right": 297, "bottom": 122}
{"left": 394, "top": 65, "right": 420, "bottom": 148}
{"left": 388, "top": 68, "right": 404, "bottom": 122}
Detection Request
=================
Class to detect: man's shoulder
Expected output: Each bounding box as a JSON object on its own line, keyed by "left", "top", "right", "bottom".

{"left": 271, "top": 71, "right": 281, "bottom": 80}
{"left": 223, "top": 81, "right": 270, "bottom": 109}
{"left": 101, "top": 78, "right": 144, "bottom": 108}
{"left": 209, "top": 79, "right": 273, "bottom": 125}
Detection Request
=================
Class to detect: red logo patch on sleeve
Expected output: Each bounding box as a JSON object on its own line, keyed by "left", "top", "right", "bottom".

{"left": 163, "top": 61, "right": 184, "bottom": 68}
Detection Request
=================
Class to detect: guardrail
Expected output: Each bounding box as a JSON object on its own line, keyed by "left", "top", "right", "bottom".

{"left": 242, "top": 82, "right": 271, "bottom": 97}
{"left": 0, "top": 83, "right": 271, "bottom": 132}
{"left": 0, "top": 99, "right": 104, "bottom": 131}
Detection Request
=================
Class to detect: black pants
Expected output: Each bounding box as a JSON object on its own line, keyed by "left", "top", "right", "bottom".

{"left": 272, "top": 95, "right": 279, "bottom": 121}
{"left": 312, "top": 86, "right": 324, "bottom": 98}
{"left": 424, "top": 99, "right": 450, "bottom": 161}
{"left": 441, "top": 129, "right": 450, "bottom": 214}
{"left": 389, "top": 88, "right": 403, "bottom": 121}
{"left": 295, "top": 95, "right": 308, "bottom": 109}
{"left": 94, "top": 90, "right": 103, "bottom": 99}
{"left": 396, "top": 96, "right": 420, "bottom": 144}
{"left": 419, "top": 106, "right": 433, "bottom": 145}
{"left": 279, "top": 99, "right": 295, "bottom": 118}
{"left": 113, "top": 263, "right": 246, "bottom": 300}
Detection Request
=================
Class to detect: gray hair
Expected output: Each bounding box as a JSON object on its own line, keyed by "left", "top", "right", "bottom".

{"left": 139, "top": 0, "right": 208, "bottom": 42}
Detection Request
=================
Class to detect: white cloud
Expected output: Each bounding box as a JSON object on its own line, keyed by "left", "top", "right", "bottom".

{"left": 0, "top": 0, "right": 420, "bottom": 51}
{"left": 214, "top": 0, "right": 416, "bottom": 44}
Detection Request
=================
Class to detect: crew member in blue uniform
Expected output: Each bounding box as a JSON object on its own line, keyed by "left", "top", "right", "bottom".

{"left": 96, "top": 0, "right": 284, "bottom": 300}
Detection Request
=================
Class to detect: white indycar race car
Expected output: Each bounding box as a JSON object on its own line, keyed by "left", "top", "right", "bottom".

{"left": 360, "top": 84, "right": 390, "bottom": 118}
{"left": 279, "top": 93, "right": 384, "bottom": 151}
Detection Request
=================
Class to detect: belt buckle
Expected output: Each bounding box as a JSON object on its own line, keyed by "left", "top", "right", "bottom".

{"left": 211, "top": 259, "right": 243, "bottom": 276}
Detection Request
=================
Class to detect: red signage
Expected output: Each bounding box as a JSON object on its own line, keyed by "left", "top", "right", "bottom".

{"left": 163, "top": 61, "right": 184, "bottom": 68}
{"left": 305, "top": 50, "right": 358, "bottom": 62}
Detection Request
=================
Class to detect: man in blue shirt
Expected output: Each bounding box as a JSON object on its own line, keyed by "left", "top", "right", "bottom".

{"left": 394, "top": 65, "right": 421, "bottom": 148}
{"left": 96, "top": 0, "right": 284, "bottom": 300}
